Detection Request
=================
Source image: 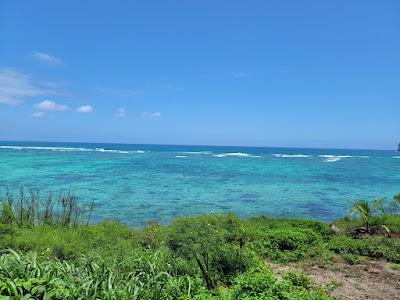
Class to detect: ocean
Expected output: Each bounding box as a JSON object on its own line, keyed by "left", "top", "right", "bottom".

{"left": 1, "top": 141, "right": 399, "bottom": 227}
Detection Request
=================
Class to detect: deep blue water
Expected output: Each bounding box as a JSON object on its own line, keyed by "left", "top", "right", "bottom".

{"left": 0, "top": 141, "right": 399, "bottom": 227}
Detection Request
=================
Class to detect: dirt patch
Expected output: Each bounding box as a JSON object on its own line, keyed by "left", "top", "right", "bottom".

{"left": 267, "top": 256, "right": 400, "bottom": 300}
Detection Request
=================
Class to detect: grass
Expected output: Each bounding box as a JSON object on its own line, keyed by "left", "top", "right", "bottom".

{"left": 0, "top": 190, "right": 400, "bottom": 299}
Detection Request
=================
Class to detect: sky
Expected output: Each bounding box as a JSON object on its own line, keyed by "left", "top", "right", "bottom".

{"left": 0, "top": 1, "right": 399, "bottom": 149}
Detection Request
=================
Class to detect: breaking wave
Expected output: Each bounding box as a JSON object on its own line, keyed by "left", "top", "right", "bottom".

{"left": 213, "top": 152, "right": 261, "bottom": 158}
{"left": 273, "top": 154, "right": 311, "bottom": 158}
{"left": 0, "top": 145, "right": 147, "bottom": 154}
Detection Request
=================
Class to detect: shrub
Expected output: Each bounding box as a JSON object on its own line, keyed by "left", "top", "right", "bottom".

{"left": 254, "top": 228, "right": 323, "bottom": 263}
{"left": 342, "top": 253, "right": 367, "bottom": 265}
{"left": 232, "top": 267, "right": 277, "bottom": 298}
{"left": 165, "top": 214, "right": 247, "bottom": 289}
{"left": 329, "top": 235, "right": 400, "bottom": 263}
{"left": 232, "top": 267, "right": 332, "bottom": 300}
{"left": 283, "top": 271, "right": 313, "bottom": 290}
{"left": 389, "top": 263, "right": 400, "bottom": 271}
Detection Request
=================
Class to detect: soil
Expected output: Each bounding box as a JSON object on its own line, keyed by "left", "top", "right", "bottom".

{"left": 267, "top": 256, "right": 400, "bottom": 300}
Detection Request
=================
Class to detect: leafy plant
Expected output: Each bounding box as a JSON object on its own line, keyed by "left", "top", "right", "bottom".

{"left": 349, "top": 199, "right": 385, "bottom": 232}
{"left": 342, "top": 253, "right": 367, "bottom": 265}
{"left": 166, "top": 214, "right": 246, "bottom": 289}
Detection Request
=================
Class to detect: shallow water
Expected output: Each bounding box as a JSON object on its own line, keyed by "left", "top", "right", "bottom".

{"left": 1, "top": 141, "right": 399, "bottom": 226}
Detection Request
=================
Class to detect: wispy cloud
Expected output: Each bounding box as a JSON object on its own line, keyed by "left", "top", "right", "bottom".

{"left": 0, "top": 68, "right": 47, "bottom": 105}
{"left": 33, "top": 111, "right": 45, "bottom": 118}
{"left": 114, "top": 107, "right": 125, "bottom": 117}
{"left": 35, "top": 100, "right": 69, "bottom": 111}
{"left": 141, "top": 112, "right": 161, "bottom": 118}
{"left": 32, "top": 51, "right": 63, "bottom": 65}
{"left": 77, "top": 105, "right": 93, "bottom": 113}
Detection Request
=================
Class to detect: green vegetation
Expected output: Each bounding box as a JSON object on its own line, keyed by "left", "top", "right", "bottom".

{"left": 389, "top": 262, "right": 400, "bottom": 271}
{"left": 0, "top": 190, "right": 399, "bottom": 299}
{"left": 349, "top": 198, "right": 385, "bottom": 232}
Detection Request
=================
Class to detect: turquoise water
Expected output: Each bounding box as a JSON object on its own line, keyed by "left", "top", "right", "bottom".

{"left": 1, "top": 141, "right": 399, "bottom": 227}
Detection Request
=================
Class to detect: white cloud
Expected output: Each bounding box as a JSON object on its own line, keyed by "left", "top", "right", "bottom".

{"left": 141, "top": 112, "right": 161, "bottom": 118}
{"left": 77, "top": 105, "right": 93, "bottom": 113}
{"left": 35, "top": 100, "right": 69, "bottom": 111}
{"left": 32, "top": 51, "right": 63, "bottom": 65}
{"left": 114, "top": 107, "right": 125, "bottom": 117}
{"left": 33, "top": 111, "right": 45, "bottom": 118}
{"left": 0, "top": 68, "right": 47, "bottom": 105}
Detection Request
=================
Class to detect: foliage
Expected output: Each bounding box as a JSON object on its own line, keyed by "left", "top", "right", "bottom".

{"left": 165, "top": 214, "right": 247, "bottom": 289}
{"left": 232, "top": 267, "right": 331, "bottom": 299}
{"left": 341, "top": 253, "right": 367, "bottom": 265}
{"left": 0, "top": 250, "right": 210, "bottom": 299}
{"left": 282, "top": 271, "right": 312, "bottom": 290}
{"left": 389, "top": 263, "right": 400, "bottom": 271}
{"left": 0, "top": 191, "right": 399, "bottom": 298}
{"left": 328, "top": 235, "right": 400, "bottom": 263}
{"left": 0, "top": 188, "right": 94, "bottom": 228}
{"left": 349, "top": 199, "right": 385, "bottom": 231}
{"left": 252, "top": 227, "right": 324, "bottom": 263}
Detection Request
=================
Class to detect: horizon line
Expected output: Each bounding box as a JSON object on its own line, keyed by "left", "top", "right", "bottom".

{"left": 0, "top": 139, "right": 396, "bottom": 152}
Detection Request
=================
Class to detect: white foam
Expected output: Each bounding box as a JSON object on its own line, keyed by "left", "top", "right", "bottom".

{"left": 95, "top": 148, "right": 134, "bottom": 154}
{"left": 322, "top": 155, "right": 369, "bottom": 162}
{"left": 181, "top": 151, "right": 212, "bottom": 155}
{"left": 324, "top": 157, "right": 342, "bottom": 162}
{"left": 0, "top": 145, "right": 146, "bottom": 154}
{"left": 213, "top": 152, "right": 261, "bottom": 158}
{"left": 175, "top": 155, "right": 187, "bottom": 158}
{"left": 0, "top": 146, "right": 92, "bottom": 152}
{"left": 318, "top": 155, "right": 354, "bottom": 163}
{"left": 393, "top": 156, "right": 400, "bottom": 159}
{"left": 213, "top": 152, "right": 250, "bottom": 157}
{"left": 318, "top": 155, "right": 353, "bottom": 158}
{"left": 273, "top": 154, "right": 311, "bottom": 158}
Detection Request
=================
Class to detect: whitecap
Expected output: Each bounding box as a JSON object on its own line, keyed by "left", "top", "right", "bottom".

{"left": 213, "top": 152, "right": 250, "bottom": 158}
{"left": 323, "top": 157, "right": 343, "bottom": 163}
{"left": 0, "top": 145, "right": 145, "bottom": 154}
{"left": 0, "top": 146, "right": 92, "bottom": 152}
{"left": 318, "top": 155, "right": 354, "bottom": 163}
{"left": 94, "top": 148, "right": 131, "bottom": 154}
{"left": 273, "top": 154, "right": 311, "bottom": 158}
{"left": 318, "top": 155, "right": 353, "bottom": 158}
{"left": 393, "top": 156, "right": 400, "bottom": 159}
{"left": 181, "top": 151, "right": 212, "bottom": 155}
{"left": 175, "top": 155, "right": 187, "bottom": 158}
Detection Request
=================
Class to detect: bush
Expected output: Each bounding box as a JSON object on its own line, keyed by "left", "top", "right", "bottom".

{"left": 232, "top": 267, "right": 277, "bottom": 298}
{"left": 389, "top": 263, "right": 400, "bottom": 271}
{"left": 165, "top": 214, "right": 247, "bottom": 289}
{"left": 253, "top": 228, "right": 324, "bottom": 263}
{"left": 282, "top": 271, "right": 313, "bottom": 289}
{"left": 232, "top": 267, "right": 331, "bottom": 300}
{"left": 329, "top": 235, "right": 400, "bottom": 263}
{"left": 342, "top": 253, "right": 367, "bottom": 265}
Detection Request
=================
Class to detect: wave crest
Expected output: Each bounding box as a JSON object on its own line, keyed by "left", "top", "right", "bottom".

{"left": 0, "top": 145, "right": 147, "bottom": 154}
{"left": 273, "top": 154, "right": 311, "bottom": 158}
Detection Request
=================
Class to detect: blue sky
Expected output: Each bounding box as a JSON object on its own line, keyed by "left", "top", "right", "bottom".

{"left": 0, "top": 1, "right": 399, "bottom": 149}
